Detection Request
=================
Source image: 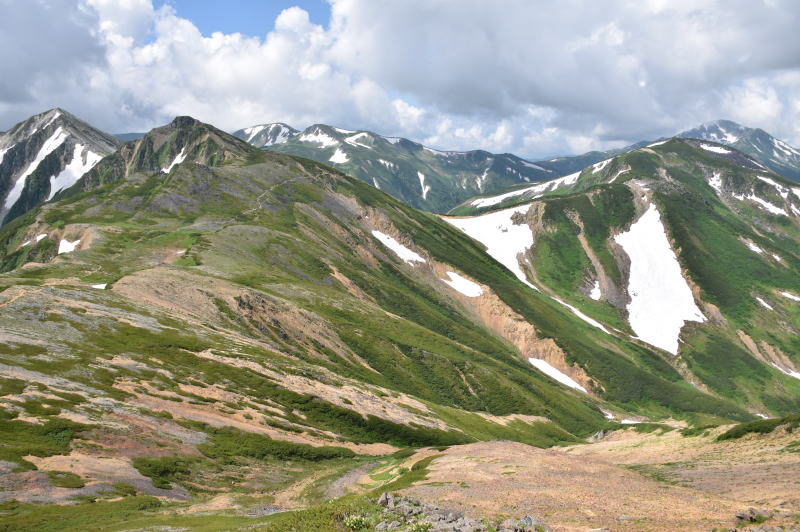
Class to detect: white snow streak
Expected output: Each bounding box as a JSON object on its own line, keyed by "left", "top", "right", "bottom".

{"left": 614, "top": 203, "right": 706, "bottom": 354}
{"left": 757, "top": 176, "right": 789, "bottom": 199}
{"left": 647, "top": 139, "right": 669, "bottom": 147}
{"left": 344, "top": 132, "right": 372, "bottom": 149}
{"left": 469, "top": 170, "right": 580, "bottom": 208}
{"left": 58, "top": 238, "right": 80, "bottom": 254}
{"left": 162, "top": 147, "right": 187, "bottom": 173}
{"left": 370, "top": 230, "right": 425, "bottom": 264}
{"left": 443, "top": 206, "right": 537, "bottom": 289}
{"left": 772, "top": 363, "right": 800, "bottom": 380}
{"left": 3, "top": 127, "right": 69, "bottom": 211}
{"left": 244, "top": 125, "right": 265, "bottom": 142}
{"left": 592, "top": 159, "right": 611, "bottom": 174}
{"left": 528, "top": 358, "right": 587, "bottom": 393}
{"left": 441, "top": 271, "right": 483, "bottom": 297}
{"left": 745, "top": 241, "right": 764, "bottom": 254}
{"left": 47, "top": 144, "right": 103, "bottom": 200}
{"left": 780, "top": 291, "right": 800, "bottom": 302}
{"left": 329, "top": 148, "right": 349, "bottom": 164}
{"left": 417, "top": 171, "right": 430, "bottom": 200}
{"left": 732, "top": 192, "right": 788, "bottom": 216}
{"left": 91, "top": 283, "right": 107, "bottom": 289}
{"left": 552, "top": 297, "right": 610, "bottom": 334}
{"left": 756, "top": 297, "right": 774, "bottom": 310}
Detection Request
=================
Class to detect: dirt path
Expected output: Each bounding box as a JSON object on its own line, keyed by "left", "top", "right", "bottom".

{"left": 325, "top": 461, "right": 378, "bottom": 500}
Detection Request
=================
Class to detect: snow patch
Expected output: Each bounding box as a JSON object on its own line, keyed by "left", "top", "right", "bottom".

{"left": 371, "top": 177, "right": 381, "bottom": 189}
{"left": 780, "top": 291, "right": 800, "bottom": 302}
{"left": 344, "top": 132, "right": 372, "bottom": 149}
{"left": 528, "top": 358, "right": 587, "bottom": 393}
{"left": 298, "top": 131, "right": 339, "bottom": 147}
{"left": 756, "top": 297, "right": 774, "bottom": 310}
{"left": 3, "top": 127, "right": 69, "bottom": 211}
{"left": 47, "top": 144, "right": 103, "bottom": 200}
{"left": 732, "top": 192, "right": 788, "bottom": 216}
{"left": 385, "top": 137, "right": 401, "bottom": 145}
{"left": 162, "top": 147, "right": 187, "bottom": 173}
{"left": 443, "top": 206, "right": 537, "bottom": 290}
{"left": 441, "top": 271, "right": 483, "bottom": 297}
{"left": 757, "top": 176, "right": 789, "bottom": 199}
{"left": 708, "top": 172, "right": 723, "bottom": 194}
{"left": 592, "top": 159, "right": 611, "bottom": 174}
{"left": 333, "top": 127, "right": 355, "bottom": 134}
{"left": 329, "top": 148, "right": 349, "bottom": 164}
{"left": 370, "top": 230, "right": 425, "bottom": 265}
{"left": 521, "top": 160, "right": 547, "bottom": 171}
{"left": 244, "top": 125, "right": 265, "bottom": 142}
{"left": 91, "top": 283, "right": 107, "bottom": 289}
{"left": 58, "top": 239, "right": 80, "bottom": 254}
{"left": 417, "top": 172, "right": 430, "bottom": 200}
{"left": 647, "top": 139, "right": 669, "bottom": 147}
{"left": 21, "top": 233, "right": 48, "bottom": 247}
{"left": 700, "top": 143, "right": 731, "bottom": 154}
{"left": 377, "top": 159, "right": 396, "bottom": 171}
{"left": 589, "top": 280, "right": 601, "bottom": 300}
{"left": 745, "top": 241, "right": 763, "bottom": 254}
{"left": 469, "top": 170, "right": 579, "bottom": 208}
{"left": 614, "top": 203, "right": 706, "bottom": 354}
{"left": 620, "top": 419, "right": 640, "bottom": 425}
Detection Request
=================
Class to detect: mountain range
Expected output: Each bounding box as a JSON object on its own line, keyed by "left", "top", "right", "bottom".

{"left": 230, "top": 119, "right": 800, "bottom": 214}
{"left": 0, "top": 109, "right": 799, "bottom": 529}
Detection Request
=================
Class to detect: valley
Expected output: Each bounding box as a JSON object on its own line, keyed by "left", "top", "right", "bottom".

{"left": 0, "top": 111, "right": 797, "bottom": 531}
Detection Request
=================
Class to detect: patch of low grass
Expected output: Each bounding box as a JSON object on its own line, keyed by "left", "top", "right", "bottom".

{"left": 48, "top": 470, "right": 85, "bottom": 488}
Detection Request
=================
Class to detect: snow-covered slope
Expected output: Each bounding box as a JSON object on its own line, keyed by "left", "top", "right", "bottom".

{"left": 233, "top": 122, "right": 299, "bottom": 148}
{"left": 0, "top": 108, "right": 120, "bottom": 223}
{"left": 614, "top": 202, "right": 706, "bottom": 354}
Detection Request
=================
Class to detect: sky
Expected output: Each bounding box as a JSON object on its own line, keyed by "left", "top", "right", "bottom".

{"left": 1, "top": 0, "right": 799, "bottom": 159}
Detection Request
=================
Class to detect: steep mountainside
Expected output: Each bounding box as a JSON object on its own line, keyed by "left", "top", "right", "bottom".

{"left": 237, "top": 123, "right": 556, "bottom": 213}
{"left": 0, "top": 109, "right": 120, "bottom": 224}
{"left": 447, "top": 137, "right": 800, "bottom": 415}
{"left": 680, "top": 119, "right": 800, "bottom": 181}
{"left": 60, "top": 116, "right": 256, "bottom": 196}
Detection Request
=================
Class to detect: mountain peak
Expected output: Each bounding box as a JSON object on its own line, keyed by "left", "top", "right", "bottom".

{"left": 232, "top": 121, "right": 299, "bottom": 148}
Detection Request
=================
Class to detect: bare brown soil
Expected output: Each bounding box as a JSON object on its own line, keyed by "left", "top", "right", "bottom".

{"left": 403, "top": 440, "right": 746, "bottom": 531}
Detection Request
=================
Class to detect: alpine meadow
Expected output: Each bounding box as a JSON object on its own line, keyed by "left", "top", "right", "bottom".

{"left": 1, "top": 2, "right": 799, "bottom": 531}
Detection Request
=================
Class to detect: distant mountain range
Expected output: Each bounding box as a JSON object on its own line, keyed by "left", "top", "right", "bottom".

{"left": 232, "top": 119, "right": 800, "bottom": 213}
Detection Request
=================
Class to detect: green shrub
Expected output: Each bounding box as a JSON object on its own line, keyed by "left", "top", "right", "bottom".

{"left": 131, "top": 456, "right": 193, "bottom": 489}
{"left": 198, "top": 426, "right": 355, "bottom": 462}
{"left": 717, "top": 413, "right": 800, "bottom": 441}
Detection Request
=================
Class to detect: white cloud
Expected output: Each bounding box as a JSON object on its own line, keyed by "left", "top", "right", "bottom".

{"left": 1, "top": 0, "right": 799, "bottom": 157}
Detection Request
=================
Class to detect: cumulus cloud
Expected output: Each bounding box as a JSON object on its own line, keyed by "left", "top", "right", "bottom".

{"left": 1, "top": 0, "right": 799, "bottom": 158}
